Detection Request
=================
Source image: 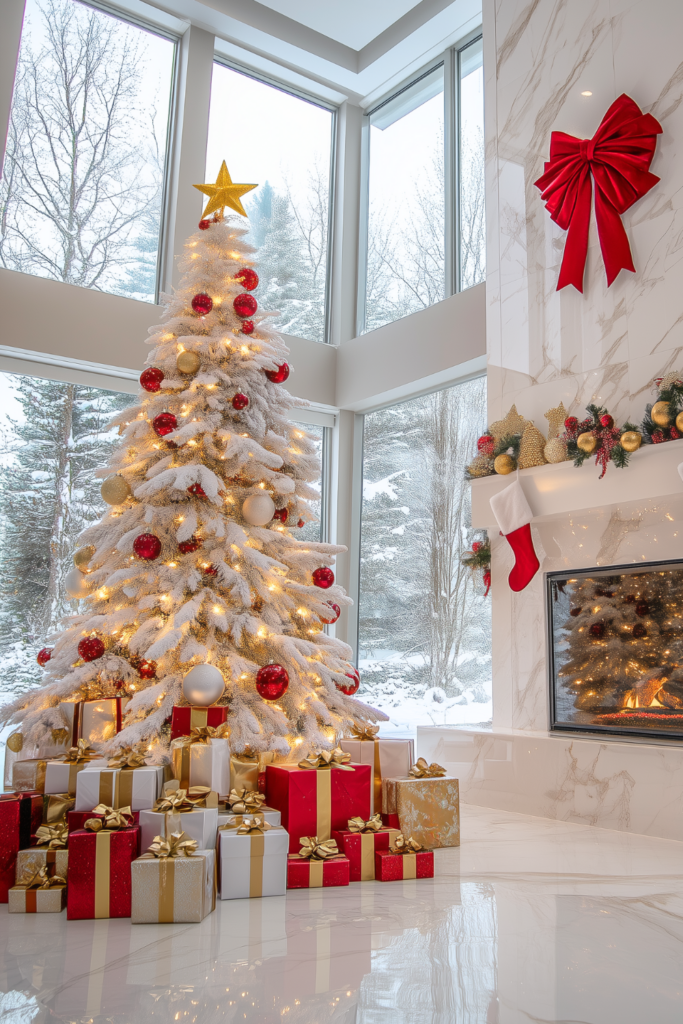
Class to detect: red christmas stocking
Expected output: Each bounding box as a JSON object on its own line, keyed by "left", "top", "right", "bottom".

{"left": 489, "top": 480, "right": 539, "bottom": 592}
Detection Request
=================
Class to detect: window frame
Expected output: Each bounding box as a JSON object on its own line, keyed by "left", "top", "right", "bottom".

{"left": 357, "top": 30, "right": 484, "bottom": 337}
{"left": 209, "top": 56, "right": 339, "bottom": 345}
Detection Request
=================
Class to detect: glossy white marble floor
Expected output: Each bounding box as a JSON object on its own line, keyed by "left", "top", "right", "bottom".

{"left": 2, "top": 803, "right": 683, "bottom": 1023}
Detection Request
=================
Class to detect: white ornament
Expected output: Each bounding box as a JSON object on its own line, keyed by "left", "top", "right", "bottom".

{"left": 182, "top": 664, "right": 225, "bottom": 706}
{"left": 65, "top": 567, "right": 93, "bottom": 600}
{"left": 242, "top": 492, "right": 275, "bottom": 526}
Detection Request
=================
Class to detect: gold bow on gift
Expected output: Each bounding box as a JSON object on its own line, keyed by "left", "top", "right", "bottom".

{"left": 16, "top": 866, "right": 67, "bottom": 889}
{"left": 107, "top": 746, "right": 149, "bottom": 770}
{"left": 236, "top": 815, "right": 271, "bottom": 835}
{"left": 84, "top": 804, "right": 134, "bottom": 831}
{"left": 43, "top": 793, "right": 75, "bottom": 824}
{"left": 153, "top": 786, "right": 215, "bottom": 812}
{"left": 146, "top": 831, "right": 198, "bottom": 858}
{"left": 34, "top": 823, "right": 68, "bottom": 849}
{"left": 298, "top": 747, "right": 354, "bottom": 771}
{"left": 350, "top": 723, "right": 380, "bottom": 741}
{"left": 298, "top": 836, "right": 343, "bottom": 860}
{"left": 394, "top": 834, "right": 423, "bottom": 854}
{"left": 408, "top": 758, "right": 446, "bottom": 779}
{"left": 227, "top": 788, "right": 265, "bottom": 814}
{"left": 347, "top": 813, "right": 384, "bottom": 834}
{"left": 62, "top": 738, "right": 99, "bottom": 763}
{"left": 175, "top": 724, "right": 230, "bottom": 747}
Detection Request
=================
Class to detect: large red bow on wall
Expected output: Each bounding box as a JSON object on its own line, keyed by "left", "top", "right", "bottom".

{"left": 534, "top": 94, "right": 662, "bottom": 293}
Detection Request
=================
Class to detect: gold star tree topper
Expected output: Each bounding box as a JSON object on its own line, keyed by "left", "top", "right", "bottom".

{"left": 193, "top": 161, "right": 257, "bottom": 219}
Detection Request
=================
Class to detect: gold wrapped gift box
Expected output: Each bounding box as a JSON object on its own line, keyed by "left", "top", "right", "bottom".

{"left": 131, "top": 849, "right": 215, "bottom": 923}
{"left": 9, "top": 884, "right": 67, "bottom": 913}
{"left": 16, "top": 847, "right": 69, "bottom": 881}
{"left": 382, "top": 775, "right": 460, "bottom": 849}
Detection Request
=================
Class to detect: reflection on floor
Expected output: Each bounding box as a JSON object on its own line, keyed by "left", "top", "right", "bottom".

{"left": 1, "top": 803, "right": 683, "bottom": 1023}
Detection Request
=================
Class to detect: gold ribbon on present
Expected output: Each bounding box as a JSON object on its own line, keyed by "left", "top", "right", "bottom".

{"left": 171, "top": 725, "right": 229, "bottom": 787}
{"left": 107, "top": 746, "right": 149, "bottom": 770}
{"left": 294, "top": 836, "right": 344, "bottom": 888}
{"left": 235, "top": 815, "right": 271, "bottom": 835}
{"left": 392, "top": 834, "right": 423, "bottom": 880}
{"left": 84, "top": 804, "right": 134, "bottom": 831}
{"left": 230, "top": 748, "right": 275, "bottom": 792}
{"left": 153, "top": 786, "right": 216, "bottom": 813}
{"left": 219, "top": 814, "right": 273, "bottom": 898}
{"left": 349, "top": 723, "right": 383, "bottom": 812}
{"left": 62, "top": 739, "right": 99, "bottom": 763}
{"left": 227, "top": 788, "right": 264, "bottom": 814}
{"left": 298, "top": 747, "right": 354, "bottom": 771}
{"left": 144, "top": 831, "right": 198, "bottom": 858}
{"left": 297, "top": 749, "right": 354, "bottom": 843}
{"left": 347, "top": 813, "right": 384, "bottom": 834}
{"left": 350, "top": 723, "right": 380, "bottom": 741}
{"left": 16, "top": 865, "right": 67, "bottom": 890}
{"left": 408, "top": 758, "right": 446, "bottom": 779}
{"left": 35, "top": 823, "right": 68, "bottom": 849}
{"left": 43, "top": 793, "right": 75, "bottom": 824}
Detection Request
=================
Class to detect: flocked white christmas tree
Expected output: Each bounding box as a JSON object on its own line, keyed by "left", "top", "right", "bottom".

{"left": 2, "top": 162, "right": 385, "bottom": 759}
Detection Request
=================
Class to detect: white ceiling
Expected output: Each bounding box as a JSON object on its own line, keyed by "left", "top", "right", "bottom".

{"left": 255, "top": 0, "right": 422, "bottom": 50}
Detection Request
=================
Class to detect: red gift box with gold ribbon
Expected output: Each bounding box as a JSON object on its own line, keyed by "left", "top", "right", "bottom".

{"left": 375, "top": 846, "right": 434, "bottom": 881}
{"left": 332, "top": 817, "right": 401, "bottom": 881}
{"left": 265, "top": 752, "right": 371, "bottom": 854}
{"left": 66, "top": 826, "right": 139, "bottom": 919}
{"left": 170, "top": 705, "right": 228, "bottom": 741}
{"left": 0, "top": 791, "right": 43, "bottom": 902}
{"left": 286, "top": 854, "right": 350, "bottom": 888}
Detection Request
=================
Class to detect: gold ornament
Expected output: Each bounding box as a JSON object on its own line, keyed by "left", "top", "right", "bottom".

{"left": 467, "top": 452, "right": 493, "bottom": 478}
{"left": 620, "top": 430, "right": 642, "bottom": 453}
{"left": 544, "top": 402, "right": 569, "bottom": 440}
{"left": 651, "top": 400, "right": 672, "bottom": 426}
{"left": 494, "top": 453, "right": 516, "bottom": 474}
{"left": 73, "top": 545, "right": 96, "bottom": 574}
{"left": 518, "top": 423, "right": 547, "bottom": 469}
{"left": 544, "top": 437, "right": 568, "bottom": 463}
{"left": 101, "top": 475, "right": 131, "bottom": 506}
{"left": 176, "top": 350, "right": 201, "bottom": 374}
{"left": 676, "top": 411, "right": 683, "bottom": 433}
{"left": 7, "top": 731, "right": 23, "bottom": 753}
{"left": 193, "top": 160, "right": 257, "bottom": 219}
{"left": 489, "top": 404, "right": 528, "bottom": 441}
{"left": 577, "top": 432, "right": 598, "bottom": 454}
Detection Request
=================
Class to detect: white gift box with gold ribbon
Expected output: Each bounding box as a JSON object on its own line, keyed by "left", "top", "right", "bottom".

{"left": 75, "top": 765, "right": 164, "bottom": 812}
{"left": 218, "top": 822, "right": 289, "bottom": 900}
{"left": 139, "top": 805, "right": 218, "bottom": 852}
{"left": 339, "top": 730, "right": 414, "bottom": 815}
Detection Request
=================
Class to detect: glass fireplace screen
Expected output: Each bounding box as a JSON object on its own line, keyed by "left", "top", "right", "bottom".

{"left": 548, "top": 561, "right": 683, "bottom": 740}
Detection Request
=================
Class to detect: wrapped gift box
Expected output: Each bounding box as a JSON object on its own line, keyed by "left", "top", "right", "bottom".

{"left": 66, "top": 826, "right": 139, "bottom": 919}
{"left": 75, "top": 765, "right": 163, "bottom": 812}
{"left": 16, "top": 845, "right": 69, "bottom": 881}
{"left": 382, "top": 775, "right": 460, "bottom": 849}
{"left": 218, "top": 806, "right": 281, "bottom": 829}
{"left": 67, "top": 810, "right": 140, "bottom": 843}
{"left": 3, "top": 728, "right": 70, "bottom": 791}
{"left": 170, "top": 705, "right": 228, "bottom": 741}
{"left": 266, "top": 762, "right": 371, "bottom": 853}
{"left": 218, "top": 824, "right": 288, "bottom": 899}
{"left": 172, "top": 736, "right": 230, "bottom": 794}
{"left": 60, "top": 697, "right": 129, "bottom": 746}
{"left": 375, "top": 848, "right": 434, "bottom": 881}
{"left": 9, "top": 881, "right": 67, "bottom": 913}
{"left": 0, "top": 792, "right": 43, "bottom": 902}
{"left": 139, "top": 806, "right": 218, "bottom": 853}
{"left": 13, "top": 755, "right": 103, "bottom": 795}
{"left": 231, "top": 751, "right": 275, "bottom": 794}
{"left": 43, "top": 793, "right": 76, "bottom": 824}
{"left": 331, "top": 825, "right": 400, "bottom": 881}
{"left": 339, "top": 734, "right": 414, "bottom": 815}
{"left": 131, "top": 848, "right": 215, "bottom": 923}
{"left": 286, "top": 854, "right": 350, "bottom": 889}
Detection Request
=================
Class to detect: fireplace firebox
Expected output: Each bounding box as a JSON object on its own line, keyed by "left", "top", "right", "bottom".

{"left": 548, "top": 560, "right": 683, "bottom": 740}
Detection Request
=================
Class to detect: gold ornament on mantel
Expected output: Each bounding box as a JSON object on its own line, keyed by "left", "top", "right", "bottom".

{"left": 544, "top": 402, "right": 569, "bottom": 440}
{"left": 518, "top": 423, "right": 547, "bottom": 469}
{"left": 544, "top": 437, "right": 568, "bottom": 463}
{"left": 73, "top": 545, "right": 96, "bottom": 574}
{"left": 651, "top": 400, "right": 672, "bottom": 427}
{"left": 101, "top": 475, "right": 131, "bottom": 506}
{"left": 577, "top": 432, "right": 598, "bottom": 454}
{"left": 488, "top": 404, "right": 528, "bottom": 441}
{"left": 676, "top": 412, "right": 683, "bottom": 434}
{"left": 176, "top": 350, "right": 201, "bottom": 375}
{"left": 494, "top": 453, "right": 516, "bottom": 475}
{"left": 620, "top": 430, "right": 642, "bottom": 453}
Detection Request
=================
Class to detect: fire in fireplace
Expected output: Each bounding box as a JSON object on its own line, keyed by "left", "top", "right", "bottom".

{"left": 547, "top": 561, "right": 683, "bottom": 740}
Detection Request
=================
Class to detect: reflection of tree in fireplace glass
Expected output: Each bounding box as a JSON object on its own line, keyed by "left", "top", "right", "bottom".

{"left": 550, "top": 565, "right": 683, "bottom": 737}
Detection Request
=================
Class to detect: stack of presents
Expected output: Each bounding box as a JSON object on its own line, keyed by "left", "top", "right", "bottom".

{"left": 1, "top": 698, "right": 459, "bottom": 922}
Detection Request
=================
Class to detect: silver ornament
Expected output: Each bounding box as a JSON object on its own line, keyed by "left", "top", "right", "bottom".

{"left": 242, "top": 492, "right": 276, "bottom": 526}
{"left": 182, "top": 663, "right": 225, "bottom": 706}
{"left": 65, "top": 567, "right": 93, "bottom": 599}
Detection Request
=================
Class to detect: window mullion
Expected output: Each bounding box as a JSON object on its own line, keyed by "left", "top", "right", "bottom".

{"left": 443, "top": 47, "right": 457, "bottom": 297}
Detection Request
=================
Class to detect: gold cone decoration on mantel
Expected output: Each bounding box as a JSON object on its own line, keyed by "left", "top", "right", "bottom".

{"left": 488, "top": 405, "right": 528, "bottom": 440}
{"left": 518, "top": 423, "right": 548, "bottom": 469}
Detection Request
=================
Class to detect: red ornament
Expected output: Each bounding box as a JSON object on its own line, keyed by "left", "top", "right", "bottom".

{"left": 133, "top": 533, "right": 161, "bottom": 560}
{"left": 477, "top": 435, "right": 495, "bottom": 455}
{"left": 635, "top": 601, "right": 649, "bottom": 617}
{"left": 140, "top": 367, "right": 164, "bottom": 393}
{"left": 232, "top": 393, "right": 249, "bottom": 410}
{"left": 535, "top": 95, "right": 663, "bottom": 293}
{"left": 570, "top": 608, "right": 581, "bottom": 617}
{"left": 589, "top": 622, "right": 605, "bottom": 638}
{"left": 241, "top": 320, "right": 255, "bottom": 335}
{"left": 265, "top": 363, "right": 290, "bottom": 384}
{"left": 178, "top": 536, "right": 202, "bottom": 554}
{"left": 671, "top": 426, "right": 681, "bottom": 440}
{"left": 632, "top": 623, "right": 647, "bottom": 639}
{"left": 203, "top": 564, "right": 219, "bottom": 577}
{"left": 152, "top": 412, "right": 177, "bottom": 437}
{"left": 256, "top": 664, "right": 289, "bottom": 701}
{"left": 187, "top": 483, "right": 206, "bottom": 497}
{"left": 312, "top": 567, "right": 334, "bottom": 589}
{"left": 234, "top": 293, "right": 257, "bottom": 318}
{"left": 564, "top": 417, "right": 579, "bottom": 432}
{"left": 78, "top": 636, "right": 105, "bottom": 662}
{"left": 297, "top": 519, "right": 305, "bottom": 528}
{"left": 320, "top": 602, "right": 341, "bottom": 625}
{"left": 600, "top": 414, "right": 614, "bottom": 429}
{"left": 652, "top": 429, "right": 666, "bottom": 443}
{"left": 337, "top": 669, "right": 360, "bottom": 696}
{"left": 138, "top": 659, "right": 157, "bottom": 679}
{"left": 36, "top": 647, "right": 53, "bottom": 667}
{"left": 273, "top": 507, "right": 288, "bottom": 524}
{"left": 192, "top": 293, "right": 213, "bottom": 315}
{"left": 472, "top": 541, "right": 482, "bottom": 553}
{"left": 198, "top": 220, "right": 210, "bottom": 230}
{"left": 235, "top": 267, "right": 259, "bottom": 291}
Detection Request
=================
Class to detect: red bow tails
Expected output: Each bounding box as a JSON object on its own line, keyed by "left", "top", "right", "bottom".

{"left": 534, "top": 94, "right": 662, "bottom": 293}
